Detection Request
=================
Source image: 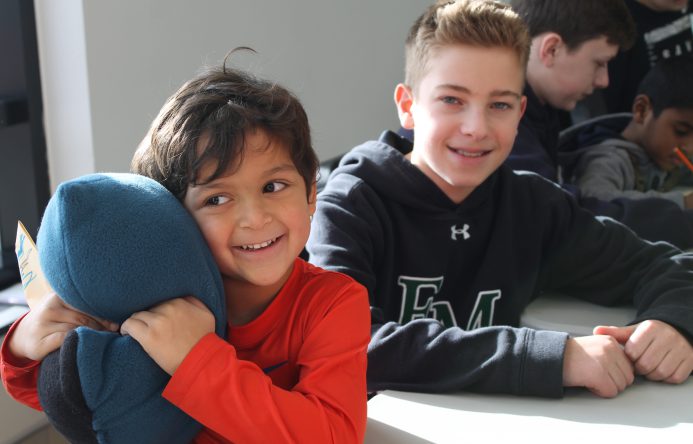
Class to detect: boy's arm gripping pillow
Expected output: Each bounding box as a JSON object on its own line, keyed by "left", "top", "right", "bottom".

{"left": 36, "top": 173, "right": 227, "bottom": 444}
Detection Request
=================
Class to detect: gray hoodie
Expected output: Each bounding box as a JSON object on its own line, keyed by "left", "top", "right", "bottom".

{"left": 572, "top": 137, "right": 690, "bottom": 208}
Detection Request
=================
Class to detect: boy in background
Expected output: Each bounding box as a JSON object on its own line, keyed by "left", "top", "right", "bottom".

{"left": 1, "top": 57, "right": 370, "bottom": 443}
{"left": 506, "top": 0, "right": 693, "bottom": 249}
{"left": 307, "top": 0, "right": 693, "bottom": 399}
{"left": 506, "top": 0, "right": 635, "bottom": 181}
{"left": 567, "top": 56, "right": 693, "bottom": 208}
{"left": 603, "top": 0, "right": 693, "bottom": 114}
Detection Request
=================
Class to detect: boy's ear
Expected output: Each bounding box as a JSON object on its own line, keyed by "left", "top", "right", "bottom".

{"left": 632, "top": 95, "right": 652, "bottom": 123}
{"left": 537, "top": 33, "right": 563, "bottom": 67}
{"left": 394, "top": 83, "right": 415, "bottom": 129}
{"left": 308, "top": 180, "right": 317, "bottom": 214}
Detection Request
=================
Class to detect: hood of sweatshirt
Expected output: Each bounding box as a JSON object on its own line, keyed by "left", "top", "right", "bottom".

{"left": 558, "top": 113, "right": 634, "bottom": 178}
{"left": 329, "top": 130, "right": 498, "bottom": 215}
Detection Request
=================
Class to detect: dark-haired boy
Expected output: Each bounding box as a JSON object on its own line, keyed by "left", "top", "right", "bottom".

{"left": 506, "top": 0, "right": 693, "bottom": 249}
{"left": 566, "top": 57, "right": 693, "bottom": 207}
{"left": 307, "top": 0, "right": 693, "bottom": 399}
{"left": 506, "top": 0, "right": 636, "bottom": 179}
{"left": 2, "top": 60, "right": 370, "bottom": 442}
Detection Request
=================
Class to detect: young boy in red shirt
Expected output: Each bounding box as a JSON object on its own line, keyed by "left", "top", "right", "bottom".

{"left": 1, "top": 55, "right": 370, "bottom": 443}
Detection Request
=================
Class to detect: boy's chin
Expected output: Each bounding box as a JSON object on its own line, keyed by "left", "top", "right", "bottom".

{"left": 555, "top": 99, "right": 578, "bottom": 112}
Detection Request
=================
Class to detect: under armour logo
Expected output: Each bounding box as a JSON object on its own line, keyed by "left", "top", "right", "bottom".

{"left": 451, "top": 224, "right": 470, "bottom": 241}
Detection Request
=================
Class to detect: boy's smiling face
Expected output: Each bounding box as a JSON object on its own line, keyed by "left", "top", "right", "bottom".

{"left": 183, "top": 130, "right": 315, "bottom": 299}
{"left": 397, "top": 44, "right": 526, "bottom": 203}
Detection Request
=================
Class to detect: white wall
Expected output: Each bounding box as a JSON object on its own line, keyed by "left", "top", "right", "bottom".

{"left": 34, "top": 0, "right": 431, "bottom": 191}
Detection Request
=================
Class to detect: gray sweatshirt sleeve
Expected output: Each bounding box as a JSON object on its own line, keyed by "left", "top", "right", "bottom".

{"left": 575, "top": 147, "right": 686, "bottom": 208}
{"left": 307, "top": 177, "right": 569, "bottom": 397}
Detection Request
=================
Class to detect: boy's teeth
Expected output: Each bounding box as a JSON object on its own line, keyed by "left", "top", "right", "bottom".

{"left": 454, "top": 149, "right": 483, "bottom": 158}
{"left": 240, "top": 237, "right": 277, "bottom": 251}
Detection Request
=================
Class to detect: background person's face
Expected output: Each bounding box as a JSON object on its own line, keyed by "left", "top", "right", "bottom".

{"left": 543, "top": 37, "right": 618, "bottom": 111}
{"left": 642, "top": 107, "right": 693, "bottom": 171}
{"left": 637, "top": 0, "right": 689, "bottom": 12}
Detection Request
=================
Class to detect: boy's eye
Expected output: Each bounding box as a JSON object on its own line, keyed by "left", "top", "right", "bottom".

{"left": 674, "top": 128, "right": 691, "bottom": 138}
{"left": 491, "top": 102, "right": 511, "bottom": 111}
{"left": 263, "top": 181, "right": 287, "bottom": 193}
{"left": 441, "top": 96, "right": 461, "bottom": 105}
{"left": 205, "top": 195, "right": 229, "bottom": 206}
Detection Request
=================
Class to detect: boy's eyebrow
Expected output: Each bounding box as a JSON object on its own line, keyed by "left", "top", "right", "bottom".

{"left": 436, "top": 84, "right": 522, "bottom": 99}
{"left": 263, "top": 163, "right": 298, "bottom": 175}
{"left": 674, "top": 120, "right": 693, "bottom": 130}
{"left": 192, "top": 163, "right": 298, "bottom": 191}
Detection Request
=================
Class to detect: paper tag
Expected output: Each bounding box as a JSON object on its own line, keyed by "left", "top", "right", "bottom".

{"left": 15, "top": 221, "right": 52, "bottom": 308}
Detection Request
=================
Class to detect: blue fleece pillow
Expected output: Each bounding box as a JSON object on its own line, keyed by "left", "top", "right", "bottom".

{"left": 35, "top": 173, "right": 226, "bottom": 444}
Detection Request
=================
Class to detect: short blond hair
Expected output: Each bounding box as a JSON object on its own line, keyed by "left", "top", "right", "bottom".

{"left": 405, "top": 0, "right": 530, "bottom": 94}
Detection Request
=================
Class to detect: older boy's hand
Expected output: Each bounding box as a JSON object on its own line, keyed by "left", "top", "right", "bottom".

{"left": 594, "top": 321, "right": 693, "bottom": 384}
{"left": 120, "top": 296, "right": 215, "bottom": 376}
{"left": 9, "top": 292, "right": 118, "bottom": 363}
{"left": 562, "top": 335, "right": 635, "bottom": 398}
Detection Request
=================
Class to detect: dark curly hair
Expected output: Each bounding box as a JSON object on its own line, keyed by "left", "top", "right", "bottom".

{"left": 131, "top": 48, "right": 318, "bottom": 201}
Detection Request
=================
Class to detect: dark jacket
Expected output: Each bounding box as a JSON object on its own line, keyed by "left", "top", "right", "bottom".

{"left": 307, "top": 130, "right": 693, "bottom": 398}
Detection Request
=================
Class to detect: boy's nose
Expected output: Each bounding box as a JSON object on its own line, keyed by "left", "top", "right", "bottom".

{"left": 459, "top": 109, "right": 488, "bottom": 140}
{"left": 238, "top": 199, "right": 272, "bottom": 229}
{"left": 594, "top": 68, "right": 609, "bottom": 89}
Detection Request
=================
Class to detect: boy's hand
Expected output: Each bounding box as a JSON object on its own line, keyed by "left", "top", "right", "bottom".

{"left": 9, "top": 292, "right": 118, "bottom": 363}
{"left": 594, "top": 320, "right": 693, "bottom": 384}
{"left": 120, "top": 296, "right": 215, "bottom": 375}
{"left": 562, "top": 335, "right": 635, "bottom": 398}
{"left": 683, "top": 190, "right": 693, "bottom": 209}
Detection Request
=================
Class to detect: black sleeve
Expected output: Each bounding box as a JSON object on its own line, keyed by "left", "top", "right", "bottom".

{"left": 38, "top": 330, "right": 98, "bottom": 444}
{"left": 308, "top": 179, "right": 569, "bottom": 398}
{"left": 368, "top": 307, "right": 568, "bottom": 397}
{"left": 580, "top": 195, "right": 693, "bottom": 251}
{"left": 536, "top": 184, "right": 693, "bottom": 341}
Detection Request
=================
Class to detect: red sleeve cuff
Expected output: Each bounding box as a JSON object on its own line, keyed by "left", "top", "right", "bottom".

{"left": 1, "top": 314, "right": 43, "bottom": 411}
{"left": 1, "top": 314, "right": 40, "bottom": 371}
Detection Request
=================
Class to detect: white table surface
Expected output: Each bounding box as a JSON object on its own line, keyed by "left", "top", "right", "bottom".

{"left": 365, "top": 295, "right": 690, "bottom": 443}
{"left": 520, "top": 293, "right": 637, "bottom": 337}
{"left": 365, "top": 378, "right": 693, "bottom": 444}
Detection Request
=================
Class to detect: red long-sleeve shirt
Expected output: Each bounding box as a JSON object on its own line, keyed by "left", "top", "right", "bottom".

{"left": 1, "top": 259, "right": 370, "bottom": 443}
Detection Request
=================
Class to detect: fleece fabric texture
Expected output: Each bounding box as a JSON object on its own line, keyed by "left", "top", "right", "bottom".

{"left": 38, "top": 329, "right": 96, "bottom": 444}
{"left": 36, "top": 173, "right": 227, "bottom": 444}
